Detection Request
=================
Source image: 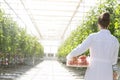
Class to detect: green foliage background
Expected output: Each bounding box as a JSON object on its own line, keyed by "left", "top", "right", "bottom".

{"left": 0, "top": 9, "right": 44, "bottom": 62}
{"left": 57, "top": 0, "right": 120, "bottom": 58}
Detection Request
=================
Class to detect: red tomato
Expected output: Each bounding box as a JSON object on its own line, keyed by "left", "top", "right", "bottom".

{"left": 79, "top": 55, "right": 86, "bottom": 60}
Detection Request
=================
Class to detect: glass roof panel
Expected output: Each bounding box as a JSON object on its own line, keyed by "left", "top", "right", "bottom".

{"left": 0, "top": 0, "right": 99, "bottom": 49}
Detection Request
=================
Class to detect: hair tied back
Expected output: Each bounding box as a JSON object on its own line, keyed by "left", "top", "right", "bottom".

{"left": 101, "top": 12, "right": 110, "bottom": 20}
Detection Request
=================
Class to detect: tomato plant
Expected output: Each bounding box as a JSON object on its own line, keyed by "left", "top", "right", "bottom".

{"left": 0, "top": 9, "right": 44, "bottom": 66}
{"left": 57, "top": 0, "right": 120, "bottom": 58}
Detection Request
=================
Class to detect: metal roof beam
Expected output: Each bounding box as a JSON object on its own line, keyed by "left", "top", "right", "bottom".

{"left": 61, "top": 0, "right": 82, "bottom": 39}
{"left": 32, "top": 0, "right": 79, "bottom": 3}
{"left": 3, "top": 0, "right": 27, "bottom": 28}
{"left": 20, "top": 0, "right": 42, "bottom": 39}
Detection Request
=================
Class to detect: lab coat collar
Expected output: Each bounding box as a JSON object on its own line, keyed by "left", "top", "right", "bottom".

{"left": 99, "top": 29, "right": 111, "bottom": 34}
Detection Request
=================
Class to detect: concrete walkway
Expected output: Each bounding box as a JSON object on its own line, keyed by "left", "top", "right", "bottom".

{"left": 16, "top": 60, "right": 84, "bottom": 80}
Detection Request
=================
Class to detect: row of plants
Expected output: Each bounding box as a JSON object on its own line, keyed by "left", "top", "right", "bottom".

{"left": 57, "top": 0, "right": 120, "bottom": 59}
{"left": 0, "top": 9, "right": 44, "bottom": 67}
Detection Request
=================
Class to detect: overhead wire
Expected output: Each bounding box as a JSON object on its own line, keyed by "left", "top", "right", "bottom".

{"left": 3, "top": 0, "right": 27, "bottom": 30}
{"left": 61, "top": 0, "right": 82, "bottom": 39}
{"left": 20, "top": 0, "right": 42, "bottom": 39}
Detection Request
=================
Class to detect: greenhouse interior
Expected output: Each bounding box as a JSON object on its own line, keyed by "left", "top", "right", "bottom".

{"left": 0, "top": 0, "right": 120, "bottom": 80}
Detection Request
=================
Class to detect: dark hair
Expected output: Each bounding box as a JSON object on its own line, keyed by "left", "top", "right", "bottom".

{"left": 98, "top": 12, "right": 110, "bottom": 28}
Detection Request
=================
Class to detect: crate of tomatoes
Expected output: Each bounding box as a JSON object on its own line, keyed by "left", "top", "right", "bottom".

{"left": 66, "top": 55, "right": 89, "bottom": 67}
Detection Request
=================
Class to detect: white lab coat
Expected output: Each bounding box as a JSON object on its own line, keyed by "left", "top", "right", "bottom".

{"left": 67, "top": 29, "right": 119, "bottom": 80}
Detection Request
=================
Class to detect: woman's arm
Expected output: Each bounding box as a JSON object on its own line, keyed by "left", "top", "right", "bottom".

{"left": 66, "top": 34, "right": 93, "bottom": 60}
{"left": 112, "top": 40, "right": 119, "bottom": 65}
